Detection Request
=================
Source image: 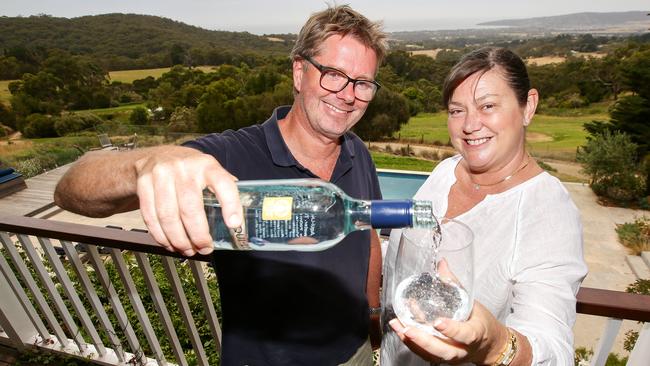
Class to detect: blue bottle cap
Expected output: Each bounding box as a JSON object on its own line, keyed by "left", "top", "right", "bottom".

{"left": 370, "top": 200, "right": 413, "bottom": 228}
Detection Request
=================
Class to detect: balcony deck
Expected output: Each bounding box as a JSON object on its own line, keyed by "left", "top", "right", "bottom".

{"left": 0, "top": 166, "right": 649, "bottom": 364}
{"left": 0, "top": 164, "right": 71, "bottom": 217}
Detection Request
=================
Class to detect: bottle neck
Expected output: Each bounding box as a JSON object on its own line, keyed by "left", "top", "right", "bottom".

{"left": 346, "top": 199, "right": 422, "bottom": 232}
{"left": 369, "top": 200, "right": 414, "bottom": 228}
{"left": 368, "top": 199, "right": 437, "bottom": 229}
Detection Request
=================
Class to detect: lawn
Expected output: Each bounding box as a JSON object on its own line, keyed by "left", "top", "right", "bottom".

{"left": 526, "top": 113, "right": 606, "bottom": 160}
{"left": 109, "top": 66, "right": 216, "bottom": 83}
{"left": 394, "top": 110, "right": 608, "bottom": 161}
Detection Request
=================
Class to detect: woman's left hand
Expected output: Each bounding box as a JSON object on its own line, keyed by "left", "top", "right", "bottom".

{"left": 389, "top": 301, "right": 508, "bottom": 364}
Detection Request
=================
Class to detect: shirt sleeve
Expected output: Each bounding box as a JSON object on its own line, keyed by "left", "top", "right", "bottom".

{"left": 508, "top": 182, "right": 588, "bottom": 364}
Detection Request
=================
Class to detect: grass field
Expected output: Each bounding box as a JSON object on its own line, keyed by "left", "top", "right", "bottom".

{"left": 74, "top": 103, "right": 146, "bottom": 124}
{"left": 394, "top": 110, "right": 608, "bottom": 161}
{"left": 109, "top": 66, "right": 216, "bottom": 83}
{"left": 371, "top": 151, "right": 436, "bottom": 172}
{"left": 526, "top": 113, "right": 606, "bottom": 160}
{"left": 0, "top": 80, "right": 14, "bottom": 106}
{"left": 0, "top": 66, "right": 218, "bottom": 104}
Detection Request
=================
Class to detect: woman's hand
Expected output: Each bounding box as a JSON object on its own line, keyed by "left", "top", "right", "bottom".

{"left": 389, "top": 301, "right": 508, "bottom": 364}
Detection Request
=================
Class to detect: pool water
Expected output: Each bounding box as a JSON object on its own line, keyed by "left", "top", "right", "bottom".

{"left": 377, "top": 170, "right": 429, "bottom": 200}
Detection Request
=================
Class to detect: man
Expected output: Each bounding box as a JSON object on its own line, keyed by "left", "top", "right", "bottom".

{"left": 55, "top": 5, "right": 387, "bottom": 365}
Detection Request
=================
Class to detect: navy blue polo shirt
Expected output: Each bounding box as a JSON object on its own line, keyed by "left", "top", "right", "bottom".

{"left": 184, "top": 106, "right": 382, "bottom": 365}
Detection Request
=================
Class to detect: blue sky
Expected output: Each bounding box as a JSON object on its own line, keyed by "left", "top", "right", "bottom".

{"left": 1, "top": 0, "right": 648, "bottom": 34}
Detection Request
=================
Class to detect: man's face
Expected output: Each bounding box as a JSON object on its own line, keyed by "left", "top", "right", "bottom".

{"left": 292, "top": 34, "right": 378, "bottom": 140}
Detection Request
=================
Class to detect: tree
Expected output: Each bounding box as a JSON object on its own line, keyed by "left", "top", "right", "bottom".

{"left": 0, "top": 56, "right": 21, "bottom": 80}
{"left": 353, "top": 88, "right": 410, "bottom": 141}
{"left": 169, "top": 43, "right": 187, "bottom": 66}
{"left": 196, "top": 78, "right": 242, "bottom": 133}
{"left": 0, "top": 103, "right": 17, "bottom": 130}
{"left": 132, "top": 76, "right": 159, "bottom": 97}
{"left": 148, "top": 82, "right": 178, "bottom": 120}
{"left": 608, "top": 49, "right": 650, "bottom": 157}
{"left": 610, "top": 95, "right": 650, "bottom": 156}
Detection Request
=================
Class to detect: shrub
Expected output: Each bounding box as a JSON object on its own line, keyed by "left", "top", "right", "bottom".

{"left": 22, "top": 114, "right": 57, "bottom": 138}
{"left": 54, "top": 114, "right": 84, "bottom": 136}
{"left": 577, "top": 130, "right": 645, "bottom": 203}
{"left": 420, "top": 150, "right": 439, "bottom": 160}
{"left": 168, "top": 107, "right": 198, "bottom": 133}
{"left": 616, "top": 217, "right": 650, "bottom": 255}
{"left": 53, "top": 113, "right": 102, "bottom": 136}
{"left": 130, "top": 107, "right": 149, "bottom": 125}
{"left": 13, "top": 158, "right": 45, "bottom": 177}
{"left": 440, "top": 151, "right": 456, "bottom": 160}
{"left": 536, "top": 160, "right": 558, "bottom": 172}
{"left": 574, "top": 347, "right": 629, "bottom": 366}
{"left": 558, "top": 92, "right": 588, "bottom": 109}
{"left": 574, "top": 347, "right": 593, "bottom": 365}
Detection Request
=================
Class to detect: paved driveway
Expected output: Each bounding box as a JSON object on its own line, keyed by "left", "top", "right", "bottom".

{"left": 565, "top": 182, "right": 644, "bottom": 356}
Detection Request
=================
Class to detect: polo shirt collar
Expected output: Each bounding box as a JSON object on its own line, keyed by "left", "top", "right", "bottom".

{"left": 262, "top": 106, "right": 356, "bottom": 178}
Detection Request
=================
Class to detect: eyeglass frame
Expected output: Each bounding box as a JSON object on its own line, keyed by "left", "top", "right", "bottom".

{"left": 299, "top": 54, "right": 381, "bottom": 102}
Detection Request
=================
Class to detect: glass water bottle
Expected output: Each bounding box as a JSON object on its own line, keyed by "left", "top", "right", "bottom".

{"left": 204, "top": 178, "right": 438, "bottom": 251}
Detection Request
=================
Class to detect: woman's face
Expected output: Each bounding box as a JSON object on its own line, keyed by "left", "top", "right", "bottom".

{"left": 447, "top": 67, "right": 536, "bottom": 174}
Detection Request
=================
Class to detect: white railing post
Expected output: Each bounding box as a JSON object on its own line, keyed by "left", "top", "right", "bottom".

{"left": 627, "top": 322, "right": 650, "bottom": 365}
{"left": 589, "top": 318, "right": 622, "bottom": 366}
{"left": 0, "top": 269, "right": 39, "bottom": 349}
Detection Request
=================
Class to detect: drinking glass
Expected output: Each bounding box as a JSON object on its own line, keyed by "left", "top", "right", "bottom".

{"left": 392, "top": 219, "right": 474, "bottom": 336}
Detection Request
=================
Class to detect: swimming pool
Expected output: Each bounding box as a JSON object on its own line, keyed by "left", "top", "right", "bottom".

{"left": 377, "top": 169, "right": 429, "bottom": 199}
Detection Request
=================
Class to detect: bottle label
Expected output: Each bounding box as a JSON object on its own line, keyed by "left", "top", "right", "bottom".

{"left": 262, "top": 197, "right": 293, "bottom": 220}
{"left": 253, "top": 210, "right": 317, "bottom": 240}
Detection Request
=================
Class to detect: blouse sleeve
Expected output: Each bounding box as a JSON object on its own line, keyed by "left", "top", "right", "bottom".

{"left": 508, "top": 182, "right": 588, "bottom": 364}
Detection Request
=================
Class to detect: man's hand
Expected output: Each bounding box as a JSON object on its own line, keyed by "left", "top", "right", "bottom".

{"left": 134, "top": 147, "right": 242, "bottom": 256}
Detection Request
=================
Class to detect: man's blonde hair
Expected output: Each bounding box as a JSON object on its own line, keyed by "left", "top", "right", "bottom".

{"left": 290, "top": 5, "right": 387, "bottom": 67}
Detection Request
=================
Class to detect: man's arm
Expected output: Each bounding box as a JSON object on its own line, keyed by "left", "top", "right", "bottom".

{"left": 55, "top": 147, "right": 158, "bottom": 217}
{"left": 54, "top": 145, "right": 242, "bottom": 256}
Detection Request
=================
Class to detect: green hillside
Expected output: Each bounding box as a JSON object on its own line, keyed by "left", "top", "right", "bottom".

{"left": 0, "top": 14, "right": 293, "bottom": 70}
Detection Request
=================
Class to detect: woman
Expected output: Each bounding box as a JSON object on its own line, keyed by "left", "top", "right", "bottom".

{"left": 381, "top": 47, "right": 587, "bottom": 365}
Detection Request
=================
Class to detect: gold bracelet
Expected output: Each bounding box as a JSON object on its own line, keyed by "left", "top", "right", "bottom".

{"left": 492, "top": 328, "right": 517, "bottom": 366}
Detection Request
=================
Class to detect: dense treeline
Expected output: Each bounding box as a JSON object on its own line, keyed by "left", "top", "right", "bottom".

{"left": 392, "top": 31, "right": 650, "bottom": 58}
{"left": 0, "top": 14, "right": 293, "bottom": 74}
{"left": 576, "top": 45, "right": 650, "bottom": 204}
{"left": 2, "top": 40, "right": 649, "bottom": 142}
{"left": 0, "top": 13, "right": 649, "bottom": 144}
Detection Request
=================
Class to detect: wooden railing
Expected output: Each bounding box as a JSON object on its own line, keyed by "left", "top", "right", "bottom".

{"left": 0, "top": 215, "right": 220, "bottom": 366}
{"left": 1, "top": 215, "right": 649, "bottom": 365}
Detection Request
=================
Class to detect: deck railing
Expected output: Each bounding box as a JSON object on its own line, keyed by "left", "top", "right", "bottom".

{"left": 0, "top": 215, "right": 649, "bottom": 365}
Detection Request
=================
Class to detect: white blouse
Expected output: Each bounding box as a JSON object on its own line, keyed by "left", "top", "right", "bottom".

{"left": 381, "top": 155, "right": 588, "bottom": 365}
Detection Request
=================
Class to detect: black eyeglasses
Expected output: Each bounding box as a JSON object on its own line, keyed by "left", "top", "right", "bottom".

{"left": 300, "top": 54, "right": 381, "bottom": 102}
